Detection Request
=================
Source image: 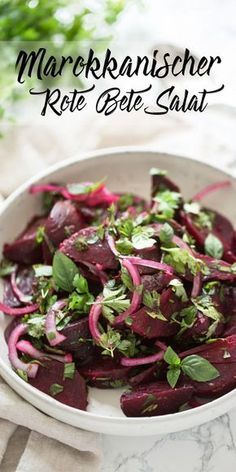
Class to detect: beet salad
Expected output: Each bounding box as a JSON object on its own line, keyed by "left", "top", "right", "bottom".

{"left": 1, "top": 169, "right": 236, "bottom": 417}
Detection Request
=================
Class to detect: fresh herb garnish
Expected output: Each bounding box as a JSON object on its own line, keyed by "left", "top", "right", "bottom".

{"left": 63, "top": 362, "right": 75, "bottom": 380}
{"left": 67, "top": 179, "right": 105, "bottom": 196}
{"left": 159, "top": 222, "right": 174, "bottom": 244}
{"left": 33, "top": 264, "right": 53, "bottom": 278}
{"left": 101, "top": 281, "right": 131, "bottom": 323}
{"left": 68, "top": 273, "right": 94, "bottom": 313}
{"left": 153, "top": 190, "right": 181, "bottom": 220}
{"left": 74, "top": 236, "right": 88, "bottom": 251}
{"left": 52, "top": 251, "right": 79, "bottom": 292}
{"left": 35, "top": 226, "right": 45, "bottom": 244}
{"left": 169, "top": 279, "right": 188, "bottom": 302}
{"left": 162, "top": 247, "right": 208, "bottom": 276}
{"left": 164, "top": 346, "right": 219, "bottom": 388}
{"left": 183, "top": 202, "right": 201, "bottom": 215}
{"left": 99, "top": 327, "right": 137, "bottom": 357}
{"left": 0, "top": 259, "right": 16, "bottom": 277}
{"left": 49, "top": 383, "right": 64, "bottom": 396}
{"left": 204, "top": 233, "right": 223, "bottom": 259}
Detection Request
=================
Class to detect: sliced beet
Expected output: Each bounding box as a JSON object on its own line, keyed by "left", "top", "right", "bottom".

{"left": 141, "top": 272, "right": 173, "bottom": 293}
{"left": 3, "top": 217, "right": 46, "bottom": 265}
{"left": 120, "top": 381, "right": 194, "bottom": 417}
{"left": 128, "top": 364, "right": 157, "bottom": 387}
{"left": 191, "top": 362, "right": 236, "bottom": 397}
{"left": 58, "top": 317, "right": 95, "bottom": 362}
{"left": 179, "top": 336, "right": 236, "bottom": 364}
{"left": 128, "top": 289, "right": 180, "bottom": 339}
{"left": 135, "top": 245, "right": 161, "bottom": 275}
{"left": 179, "top": 312, "right": 210, "bottom": 342}
{"left": 224, "top": 315, "right": 236, "bottom": 336}
{"left": 45, "top": 200, "right": 84, "bottom": 247}
{"left": 59, "top": 227, "right": 118, "bottom": 270}
{"left": 180, "top": 209, "right": 234, "bottom": 258}
{"left": 29, "top": 359, "right": 87, "bottom": 410}
{"left": 151, "top": 173, "right": 180, "bottom": 198}
{"left": 79, "top": 357, "right": 131, "bottom": 388}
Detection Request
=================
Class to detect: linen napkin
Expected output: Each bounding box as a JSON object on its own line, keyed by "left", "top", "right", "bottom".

{"left": 0, "top": 377, "right": 102, "bottom": 472}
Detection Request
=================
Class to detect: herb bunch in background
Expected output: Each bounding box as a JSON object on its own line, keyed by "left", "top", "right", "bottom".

{"left": 0, "top": 0, "right": 126, "bottom": 133}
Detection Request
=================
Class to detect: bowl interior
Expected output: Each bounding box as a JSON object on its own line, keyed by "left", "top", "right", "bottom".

{"left": 0, "top": 149, "right": 236, "bottom": 435}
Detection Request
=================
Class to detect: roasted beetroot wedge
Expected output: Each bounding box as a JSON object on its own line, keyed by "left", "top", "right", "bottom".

{"left": 128, "top": 289, "right": 181, "bottom": 339}
{"left": 29, "top": 359, "right": 87, "bottom": 410}
{"left": 151, "top": 172, "right": 180, "bottom": 197}
{"left": 191, "top": 363, "right": 236, "bottom": 397}
{"left": 128, "top": 365, "right": 157, "bottom": 387}
{"left": 121, "top": 381, "right": 194, "bottom": 417}
{"left": 79, "top": 357, "right": 131, "bottom": 388}
{"left": 58, "top": 317, "right": 95, "bottom": 361}
{"left": 3, "top": 217, "right": 46, "bottom": 264}
{"left": 59, "top": 227, "right": 118, "bottom": 270}
{"left": 141, "top": 272, "right": 173, "bottom": 293}
{"left": 45, "top": 200, "right": 84, "bottom": 247}
{"left": 180, "top": 209, "right": 234, "bottom": 258}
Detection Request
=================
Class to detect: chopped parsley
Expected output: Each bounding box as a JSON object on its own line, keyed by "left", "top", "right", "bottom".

{"left": 49, "top": 383, "right": 64, "bottom": 396}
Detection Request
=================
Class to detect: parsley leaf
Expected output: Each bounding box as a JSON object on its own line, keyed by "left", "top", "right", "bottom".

{"left": 67, "top": 179, "right": 105, "bottom": 195}
{"left": 153, "top": 190, "right": 181, "bottom": 220}
{"left": 169, "top": 279, "right": 188, "bottom": 302}
{"left": 143, "top": 290, "right": 160, "bottom": 309}
{"left": 63, "top": 362, "right": 75, "bottom": 380}
{"left": 49, "top": 383, "right": 64, "bottom": 396}
{"left": 131, "top": 226, "right": 156, "bottom": 250}
{"left": 163, "top": 247, "right": 208, "bottom": 276}
{"left": 204, "top": 234, "right": 223, "bottom": 259}
{"left": 159, "top": 223, "right": 174, "bottom": 244}
{"left": 100, "top": 281, "right": 131, "bottom": 323}
{"left": 183, "top": 202, "right": 201, "bottom": 215}
{"left": 116, "top": 238, "right": 134, "bottom": 255}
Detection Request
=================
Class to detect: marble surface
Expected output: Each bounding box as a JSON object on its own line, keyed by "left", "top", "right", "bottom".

{"left": 101, "top": 409, "right": 236, "bottom": 471}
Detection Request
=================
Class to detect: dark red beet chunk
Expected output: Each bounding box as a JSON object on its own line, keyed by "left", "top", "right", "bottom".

{"left": 4, "top": 217, "right": 46, "bottom": 264}
{"left": 45, "top": 200, "right": 84, "bottom": 247}
{"left": 180, "top": 312, "right": 210, "bottom": 343}
{"left": 188, "top": 336, "right": 236, "bottom": 364}
{"left": 128, "top": 365, "right": 157, "bottom": 387}
{"left": 135, "top": 245, "right": 162, "bottom": 275}
{"left": 58, "top": 317, "right": 95, "bottom": 362}
{"left": 191, "top": 363, "right": 236, "bottom": 397}
{"left": 180, "top": 209, "right": 235, "bottom": 258}
{"left": 141, "top": 272, "right": 173, "bottom": 293}
{"left": 151, "top": 173, "right": 180, "bottom": 197}
{"left": 29, "top": 359, "right": 87, "bottom": 410}
{"left": 224, "top": 316, "right": 236, "bottom": 336}
{"left": 79, "top": 357, "right": 131, "bottom": 388}
{"left": 120, "top": 381, "right": 194, "bottom": 417}
{"left": 59, "top": 227, "right": 118, "bottom": 270}
{"left": 128, "top": 289, "right": 180, "bottom": 339}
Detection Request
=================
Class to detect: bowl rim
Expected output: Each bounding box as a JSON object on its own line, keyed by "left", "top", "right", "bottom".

{"left": 0, "top": 145, "right": 235, "bottom": 426}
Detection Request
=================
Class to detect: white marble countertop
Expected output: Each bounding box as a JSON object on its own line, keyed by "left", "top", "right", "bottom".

{"left": 101, "top": 409, "right": 236, "bottom": 471}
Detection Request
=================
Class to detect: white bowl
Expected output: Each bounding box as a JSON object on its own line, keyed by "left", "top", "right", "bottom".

{"left": 0, "top": 147, "right": 235, "bottom": 436}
